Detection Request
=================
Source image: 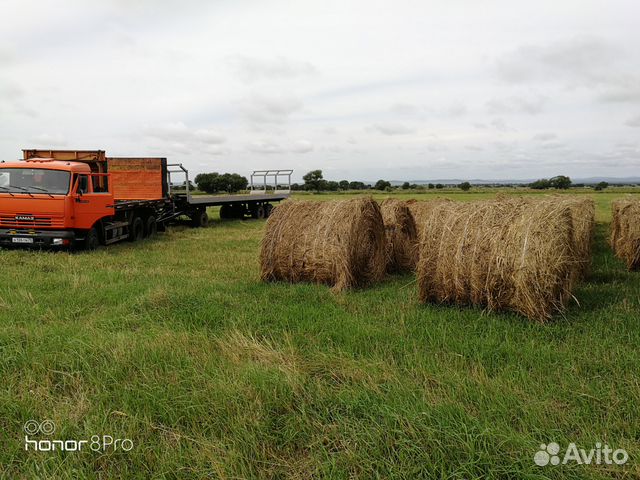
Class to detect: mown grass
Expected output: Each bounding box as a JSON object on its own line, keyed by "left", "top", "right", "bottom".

{"left": 0, "top": 190, "right": 639, "bottom": 479}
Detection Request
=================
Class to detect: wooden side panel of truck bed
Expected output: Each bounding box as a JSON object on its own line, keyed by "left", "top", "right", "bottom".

{"left": 107, "top": 158, "right": 167, "bottom": 201}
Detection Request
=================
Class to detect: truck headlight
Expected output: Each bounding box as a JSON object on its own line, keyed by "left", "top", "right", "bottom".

{"left": 52, "top": 238, "right": 64, "bottom": 245}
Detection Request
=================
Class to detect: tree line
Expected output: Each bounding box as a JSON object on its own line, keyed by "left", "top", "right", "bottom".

{"left": 191, "top": 169, "right": 608, "bottom": 194}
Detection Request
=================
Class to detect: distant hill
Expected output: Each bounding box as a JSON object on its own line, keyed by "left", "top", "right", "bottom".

{"left": 377, "top": 177, "right": 640, "bottom": 186}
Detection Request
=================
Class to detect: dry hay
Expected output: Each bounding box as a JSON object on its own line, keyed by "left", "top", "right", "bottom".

{"left": 379, "top": 199, "right": 418, "bottom": 272}
{"left": 260, "top": 198, "right": 386, "bottom": 291}
{"left": 406, "top": 198, "right": 452, "bottom": 242}
{"left": 497, "top": 195, "right": 595, "bottom": 281}
{"left": 416, "top": 198, "right": 575, "bottom": 322}
{"left": 518, "top": 196, "right": 595, "bottom": 281}
{"left": 557, "top": 197, "right": 595, "bottom": 278}
{"left": 611, "top": 198, "right": 640, "bottom": 271}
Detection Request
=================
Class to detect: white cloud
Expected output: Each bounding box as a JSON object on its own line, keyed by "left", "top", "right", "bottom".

{"left": 496, "top": 35, "right": 640, "bottom": 104}
{"left": 194, "top": 129, "right": 226, "bottom": 145}
{"left": 489, "top": 118, "right": 510, "bottom": 131}
{"left": 370, "top": 123, "right": 415, "bottom": 135}
{"left": 248, "top": 140, "right": 285, "bottom": 154}
{"left": 390, "top": 103, "right": 419, "bottom": 115}
{"left": 290, "top": 140, "right": 313, "bottom": 153}
{"left": 496, "top": 36, "right": 621, "bottom": 86}
{"left": 143, "top": 122, "right": 192, "bottom": 142}
{"left": 239, "top": 94, "right": 303, "bottom": 124}
{"left": 28, "top": 133, "right": 67, "bottom": 147}
{"left": 143, "top": 123, "right": 226, "bottom": 145}
{"left": 532, "top": 133, "right": 557, "bottom": 141}
{"left": 486, "top": 95, "right": 547, "bottom": 115}
{"left": 227, "top": 55, "right": 317, "bottom": 83}
{"left": 538, "top": 141, "right": 565, "bottom": 150}
{"left": 625, "top": 115, "right": 640, "bottom": 127}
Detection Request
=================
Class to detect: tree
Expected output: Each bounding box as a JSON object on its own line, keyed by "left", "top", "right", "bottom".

{"left": 374, "top": 179, "right": 391, "bottom": 190}
{"left": 401, "top": 181, "right": 410, "bottom": 190}
{"left": 349, "top": 181, "right": 365, "bottom": 190}
{"left": 458, "top": 181, "right": 471, "bottom": 191}
{"left": 550, "top": 175, "right": 572, "bottom": 189}
{"left": 326, "top": 180, "right": 339, "bottom": 191}
{"left": 218, "top": 173, "right": 248, "bottom": 193}
{"left": 339, "top": 180, "right": 350, "bottom": 190}
{"left": 435, "top": 183, "right": 444, "bottom": 189}
{"left": 195, "top": 172, "right": 247, "bottom": 193}
{"left": 428, "top": 183, "right": 435, "bottom": 189}
{"left": 530, "top": 178, "right": 551, "bottom": 190}
{"left": 194, "top": 172, "right": 220, "bottom": 193}
{"left": 594, "top": 181, "right": 609, "bottom": 191}
{"left": 303, "top": 170, "right": 324, "bottom": 192}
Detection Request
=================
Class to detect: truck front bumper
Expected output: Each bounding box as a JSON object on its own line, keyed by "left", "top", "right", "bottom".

{"left": 0, "top": 229, "right": 76, "bottom": 248}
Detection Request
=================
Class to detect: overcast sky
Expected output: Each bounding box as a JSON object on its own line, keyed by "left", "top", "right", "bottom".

{"left": 1, "top": 0, "right": 639, "bottom": 182}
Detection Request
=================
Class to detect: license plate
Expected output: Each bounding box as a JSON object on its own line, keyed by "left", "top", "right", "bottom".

{"left": 12, "top": 237, "right": 34, "bottom": 244}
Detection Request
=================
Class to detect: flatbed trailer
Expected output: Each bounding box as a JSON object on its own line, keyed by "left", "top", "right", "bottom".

{"left": 0, "top": 149, "right": 291, "bottom": 249}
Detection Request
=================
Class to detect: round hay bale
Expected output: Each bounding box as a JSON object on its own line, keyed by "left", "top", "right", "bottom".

{"left": 520, "top": 195, "right": 595, "bottom": 282}
{"left": 417, "top": 198, "right": 574, "bottom": 322}
{"left": 406, "top": 198, "right": 452, "bottom": 242}
{"left": 559, "top": 197, "right": 595, "bottom": 279}
{"left": 611, "top": 198, "right": 640, "bottom": 271}
{"left": 260, "top": 198, "right": 386, "bottom": 291}
{"left": 379, "top": 199, "right": 418, "bottom": 272}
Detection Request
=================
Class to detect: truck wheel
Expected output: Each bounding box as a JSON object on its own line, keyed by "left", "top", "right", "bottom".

{"left": 220, "top": 204, "right": 232, "bottom": 219}
{"left": 145, "top": 216, "right": 157, "bottom": 238}
{"left": 84, "top": 228, "right": 99, "bottom": 251}
{"left": 265, "top": 203, "right": 273, "bottom": 218}
{"left": 252, "top": 205, "right": 266, "bottom": 219}
{"left": 192, "top": 211, "right": 208, "bottom": 228}
{"left": 129, "top": 217, "right": 144, "bottom": 242}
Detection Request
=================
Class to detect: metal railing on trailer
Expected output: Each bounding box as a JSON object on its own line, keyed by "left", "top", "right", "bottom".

{"left": 250, "top": 169, "right": 293, "bottom": 194}
{"left": 167, "top": 163, "right": 192, "bottom": 202}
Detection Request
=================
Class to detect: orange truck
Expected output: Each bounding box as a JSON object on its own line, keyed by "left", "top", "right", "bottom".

{"left": 0, "top": 149, "right": 291, "bottom": 249}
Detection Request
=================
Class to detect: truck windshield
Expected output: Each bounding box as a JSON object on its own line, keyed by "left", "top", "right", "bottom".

{"left": 0, "top": 168, "right": 71, "bottom": 195}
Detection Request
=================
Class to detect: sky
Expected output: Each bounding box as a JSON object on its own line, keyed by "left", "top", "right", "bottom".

{"left": 0, "top": 0, "right": 639, "bottom": 182}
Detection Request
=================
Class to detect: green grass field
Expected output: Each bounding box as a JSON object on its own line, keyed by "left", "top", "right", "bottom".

{"left": 1, "top": 190, "right": 639, "bottom": 479}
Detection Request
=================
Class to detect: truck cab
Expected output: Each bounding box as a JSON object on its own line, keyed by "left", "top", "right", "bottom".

{"left": 0, "top": 158, "right": 114, "bottom": 248}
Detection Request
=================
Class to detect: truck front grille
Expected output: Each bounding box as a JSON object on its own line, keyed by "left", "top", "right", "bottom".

{"left": 0, "top": 215, "right": 64, "bottom": 229}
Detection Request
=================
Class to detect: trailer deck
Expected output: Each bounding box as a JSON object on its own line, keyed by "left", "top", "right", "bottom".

{"left": 179, "top": 193, "right": 290, "bottom": 206}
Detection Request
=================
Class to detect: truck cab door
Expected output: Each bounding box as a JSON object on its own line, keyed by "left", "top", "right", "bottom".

{"left": 72, "top": 173, "right": 115, "bottom": 230}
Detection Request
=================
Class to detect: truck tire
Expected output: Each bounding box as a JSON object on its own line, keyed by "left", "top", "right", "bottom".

{"left": 220, "top": 204, "right": 233, "bottom": 219}
{"left": 265, "top": 203, "right": 273, "bottom": 218}
{"left": 252, "top": 205, "right": 266, "bottom": 219}
{"left": 192, "top": 211, "right": 208, "bottom": 228}
{"left": 129, "top": 217, "right": 144, "bottom": 242}
{"left": 84, "top": 228, "right": 100, "bottom": 251}
{"left": 145, "top": 216, "right": 157, "bottom": 238}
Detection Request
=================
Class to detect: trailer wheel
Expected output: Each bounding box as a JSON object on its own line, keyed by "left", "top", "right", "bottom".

{"left": 252, "top": 205, "right": 266, "bottom": 219}
{"left": 84, "top": 228, "right": 100, "bottom": 251}
{"left": 192, "top": 210, "right": 208, "bottom": 228}
{"left": 265, "top": 203, "right": 273, "bottom": 218}
{"left": 129, "top": 217, "right": 144, "bottom": 242}
{"left": 145, "top": 216, "right": 157, "bottom": 238}
{"left": 220, "top": 204, "right": 233, "bottom": 219}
